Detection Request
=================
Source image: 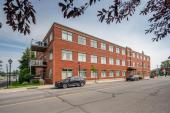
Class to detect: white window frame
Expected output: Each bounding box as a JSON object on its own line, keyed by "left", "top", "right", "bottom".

{"left": 49, "top": 68, "right": 53, "bottom": 79}
{"left": 101, "top": 43, "right": 106, "bottom": 50}
{"left": 122, "top": 49, "right": 126, "bottom": 55}
{"left": 62, "top": 30, "right": 72, "bottom": 42}
{"left": 78, "top": 36, "right": 86, "bottom": 45}
{"left": 116, "top": 71, "right": 120, "bottom": 77}
{"left": 101, "top": 57, "right": 106, "bottom": 64}
{"left": 122, "top": 71, "right": 126, "bottom": 76}
{"left": 133, "top": 52, "right": 136, "bottom": 58}
{"left": 49, "top": 50, "right": 53, "bottom": 60}
{"left": 78, "top": 53, "right": 86, "bottom": 62}
{"left": 91, "top": 40, "right": 97, "bottom": 48}
{"left": 62, "top": 69, "right": 72, "bottom": 79}
{"left": 49, "top": 32, "right": 53, "bottom": 42}
{"left": 109, "top": 71, "right": 114, "bottom": 77}
{"left": 101, "top": 70, "right": 106, "bottom": 78}
{"left": 91, "top": 71, "right": 98, "bottom": 78}
{"left": 109, "top": 45, "right": 114, "bottom": 52}
{"left": 91, "top": 55, "right": 98, "bottom": 63}
{"left": 62, "top": 50, "right": 72, "bottom": 61}
{"left": 122, "top": 60, "right": 126, "bottom": 66}
{"left": 78, "top": 69, "right": 86, "bottom": 78}
{"left": 116, "top": 47, "right": 120, "bottom": 54}
{"left": 116, "top": 59, "right": 120, "bottom": 65}
{"left": 109, "top": 58, "right": 114, "bottom": 65}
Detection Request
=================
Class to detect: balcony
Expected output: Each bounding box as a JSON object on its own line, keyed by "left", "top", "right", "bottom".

{"left": 30, "top": 60, "right": 47, "bottom": 67}
{"left": 31, "top": 41, "right": 47, "bottom": 52}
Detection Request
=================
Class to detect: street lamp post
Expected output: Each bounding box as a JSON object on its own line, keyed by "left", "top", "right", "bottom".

{"left": 6, "top": 64, "right": 8, "bottom": 88}
{"left": 8, "top": 59, "right": 13, "bottom": 86}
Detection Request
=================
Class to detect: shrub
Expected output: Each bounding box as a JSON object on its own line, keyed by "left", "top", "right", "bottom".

{"left": 39, "top": 79, "right": 45, "bottom": 85}
{"left": 32, "top": 79, "right": 40, "bottom": 84}
{"left": 19, "top": 68, "right": 33, "bottom": 83}
{"left": 22, "top": 82, "right": 29, "bottom": 85}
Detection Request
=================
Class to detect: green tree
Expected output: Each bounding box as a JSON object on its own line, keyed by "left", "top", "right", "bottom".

{"left": 18, "top": 48, "right": 35, "bottom": 83}
{"left": 161, "top": 60, "right": 170, "bottom": 68}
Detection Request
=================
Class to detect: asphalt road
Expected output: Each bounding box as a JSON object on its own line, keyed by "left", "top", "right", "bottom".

{"left": 0, "top": 77, "right": 170, "bottom": 113}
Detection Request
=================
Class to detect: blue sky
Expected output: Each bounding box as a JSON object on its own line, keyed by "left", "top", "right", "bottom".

{"left": 0, "top": 0, "right": 170, "bottom": 71}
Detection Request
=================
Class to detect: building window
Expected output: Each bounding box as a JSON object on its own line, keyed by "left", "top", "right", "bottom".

{"left": 127, "top": 51, "right": 130, "bottom": 56}
{"left": 49, "top": 50, "right": 53, "bottom": 60}
{"left": 101, "top": 43, "right": 106, "bottom": 50}
{"left": 109, "top": 71, "right": 114, "bottom": 77}
{"left": 116, "top": 59, "right": 120, "bottom": 65}
{"left": 62, "top": 69, "right": 72, "bottom": 79}
{"left": 122, "top": 60, "right": 125, "bottom": 66}
{"left": 91, "top": 40, "right": 97, "bottom": 48}
{"left": 116, "top": 71, "right": 120, "bottom": 77}
{"left": 91, "top": 55, "right": 98, "bottom": 63}
{"left": 137, "top": 54, "right": 139, "bottom": 59}
{"left": 49, "top": 32, "right": 53, "bottom": 42}
{"left": 49, "top": 68, "right": 52, "bottom": 79}
{"left": 101, "top": 57, "right": 106, "bottom": 64}
{"left": 133, "top": 62, "right": 135, "bottom": 67}
{"left": 78, "top": 53, "right": 86, "bottom": 62}
{"left": 62, "top": 30, "right": 72, "bottom": 42}
{"left": 101, "top": 70, "right": 106, "bottom": 78}
{"left": 109, "top": 45, "right": 114, "bottom": 52}
{"left": 62, "top": 50, "right": 72, "bottom": 61}
{"left": 78, "top": 36, "right": 86, "bottom": 45}
{"left": 116, "top": 47, "right": 120, "bottom": 54}
{"left": 122, "top": 49, "right": 126, "bottom": 55}
{"left": 132, "top": 52, "right": 135, "bottom": 58}
{"left": 78, "top": 69, "right": 86, "bottom": 78}
{"left": 91, "top": 71, "right": 98, "bottom": 78}
{"left": 109, "top": 58, "right": 114, "bottom": 65}
{"left": 143, "top": 56, "right": 145, "bottom": 60}
{"left": 122, "top": 71, "right": 126, "bottom": 76}
{"left": 140, "top": 55, "right": 142, "bottom": 60}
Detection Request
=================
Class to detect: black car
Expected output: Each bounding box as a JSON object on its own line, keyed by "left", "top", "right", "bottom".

{"left": 55, "top": 76, "right": 86, "bottom": 88}
{"left": 126, "top": 75, "right": 140, "bottom": 81}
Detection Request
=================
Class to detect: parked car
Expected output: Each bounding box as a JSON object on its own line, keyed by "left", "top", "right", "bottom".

{"left": 55, "top": 76, "right": 86, "bottom": 88}
{"left": 126, "top": 75, "right": 140, "bottom": 81}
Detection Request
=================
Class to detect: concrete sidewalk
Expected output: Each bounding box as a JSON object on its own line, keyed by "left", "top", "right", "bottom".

{"left": 0, "top": 85, "right": 54, "bottom": 94}
{"left": 0, "top": 79, "right": 126, "bottom": 94}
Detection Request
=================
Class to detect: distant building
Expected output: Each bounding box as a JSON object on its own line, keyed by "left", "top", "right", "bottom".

{"left": 31, "top": 23, "right": 151, "bottom": 84}
{"left": 160, "top": 59, "right": 170, "bottom": 75}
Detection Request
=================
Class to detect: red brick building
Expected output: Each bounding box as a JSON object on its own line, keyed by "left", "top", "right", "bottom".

{"left": 31, "top": 23, "right": 150, "bottom": 84}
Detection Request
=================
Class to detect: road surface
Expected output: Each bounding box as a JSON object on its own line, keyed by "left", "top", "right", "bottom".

{"left": 0, "top": 77, "right": 170, "bottom": 113}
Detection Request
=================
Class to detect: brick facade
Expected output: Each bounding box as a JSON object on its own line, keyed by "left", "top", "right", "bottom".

{"left": 31, "top": 23, "right": 150, "bottom": 84}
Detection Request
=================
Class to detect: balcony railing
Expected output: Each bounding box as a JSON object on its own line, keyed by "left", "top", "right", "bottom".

{"left": 31, "top": 41, "right": 47, "bottom": 52}
{"left": 30, "top": 60, "right": 47, "bottom": 67}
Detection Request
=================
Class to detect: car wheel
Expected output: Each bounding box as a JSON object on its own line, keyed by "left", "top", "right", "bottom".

{"left": 62, "top": 84, "right": 68, "bottom": 89}
{"left": 80, "top": 82, "right": 85, "bottom": 87}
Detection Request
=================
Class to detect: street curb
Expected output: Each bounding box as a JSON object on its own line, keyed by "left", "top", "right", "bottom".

{"left": 0, "top": 79, "right": 125, "bottom": 94}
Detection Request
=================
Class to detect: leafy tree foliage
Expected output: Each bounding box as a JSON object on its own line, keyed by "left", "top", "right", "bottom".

{"left": 1, "top": 0, "right": 170, "bottom": 41}
{"left": 18, "top": 48, "right": 35, "bottom": 83}
{"left": 3, "top": 0, "right": 36, "bottom": 35}
{"left": 58, "top": 0, "right": 170, "bottom": 41}
{"left": 161, "top": 60, "right": 170, "bottom": 68}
